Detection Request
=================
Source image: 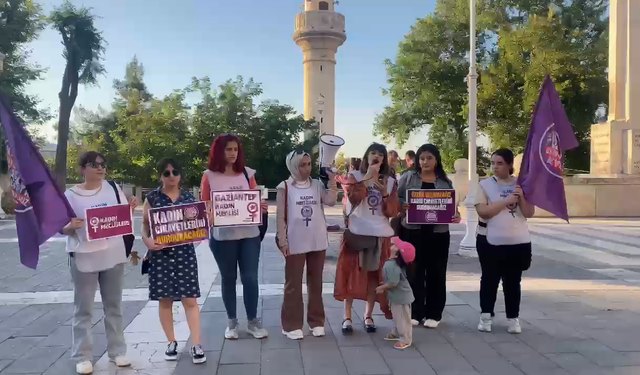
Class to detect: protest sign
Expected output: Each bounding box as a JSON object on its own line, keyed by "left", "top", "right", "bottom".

{"left": 211, "top": 189, "right": 262, "bottom": 227}
{"left": 149, "top": 202, "right": 209, "bottom": 246}
{"left": 406, "top": 189, "right": 456, "bottom": 225}
{"left": 85, "top": 204, "right": 133, "bottom": 241}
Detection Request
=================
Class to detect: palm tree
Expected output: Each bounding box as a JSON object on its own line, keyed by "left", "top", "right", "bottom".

{"left": 50, "top": 1, "right": 105, "bottom": 189}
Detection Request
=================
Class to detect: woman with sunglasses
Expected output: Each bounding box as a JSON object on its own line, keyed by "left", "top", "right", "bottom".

{"left": 141, "top": 158, "right": 206, "bottom": 364}
{"left": 334, "top": 143, "right": 400, "bottom": 333}
{"left": 200, "top": 134, "right": 269, "bottom": 340}
{"left": 61, "top": 151, "right": 137, "bottom": 375}
{"left": 277, "top": 150, "right": 337, "bottom": 340}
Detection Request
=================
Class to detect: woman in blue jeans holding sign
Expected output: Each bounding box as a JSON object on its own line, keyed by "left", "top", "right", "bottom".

{"left": 397, "top": 144, "right": 461, "bottom": 328}
{"left": 200, "top": 134, "right": 269, "bottom": 340}
{"left": 142, "top": 158, "right": 206, "bottom": 364}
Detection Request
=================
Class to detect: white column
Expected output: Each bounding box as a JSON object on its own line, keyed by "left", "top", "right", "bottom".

{"left": 458, "top": 0, "right": 478, "bottom": 257}
{"left": 0, "top": 53, "right": 6, "bottom": 219}
{"left": 626, "top": 0, "right": 640, "bottom": 123}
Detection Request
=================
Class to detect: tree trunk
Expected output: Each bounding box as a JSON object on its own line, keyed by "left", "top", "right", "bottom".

{"left": 54, "top": 101, "right": 72, "bottom": 190}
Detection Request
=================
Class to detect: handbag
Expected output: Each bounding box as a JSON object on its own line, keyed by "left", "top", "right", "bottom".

{"left": 343, "top": 195, "right": 378, "bottom": 253}
{"left": 107, "top": 180, "right": 135, "bottom": 258}
{"left": 242, "top": 170, "right": 269, "bottom": 242}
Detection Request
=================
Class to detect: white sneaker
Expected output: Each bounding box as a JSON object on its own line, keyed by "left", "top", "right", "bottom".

{"left": 424, "top": 319, "right": 440, "bottom": 329}
{"left": 109, "top": 355, "right": 131, "bottom": 367}
{"left": 247, "top": 318, "right": 269, "bottom": 339}
{"left": 411, "top": 319, "right": 420, "bottom": 327}
{"left": 75, "top": 361, "right": 93, "bottom": 374}
{"left": 507, "top": 318, "right": 522, "bottom": 334}
{"left": 225, "top": 319, "right": 239, "bottom": 340}
{"left": 310, "top": 326, "right": 326, "bottom": 337}
{"left": 282, "top": 329, "right": 304, "bottom": 340}
{"left": 478, "top": 313, "right": 493, "bottom": 332}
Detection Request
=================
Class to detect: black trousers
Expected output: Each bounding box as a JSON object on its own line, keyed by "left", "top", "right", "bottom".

{"left": 401, "top": 228, "right": 450, "bottom": 322}
{"left": 476, "top": 235, "right": 531, "bottom": 319}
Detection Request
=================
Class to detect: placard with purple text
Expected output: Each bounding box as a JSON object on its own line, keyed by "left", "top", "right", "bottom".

{"left": 149, "top": 202, "right": 209, "bottom": 246}
{"left": 406, "top": 189, "right": 456, "bottom": 225}
{"left": 85, "top": 204, "right": 134, "bottom": 241}
{"left": 211, "top": 189, "right": 262, "bottom": 227}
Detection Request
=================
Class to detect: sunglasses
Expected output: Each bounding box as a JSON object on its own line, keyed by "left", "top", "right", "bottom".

{"left": 162, "top": 169, "right": 181, "bottom": 177}
{"left": 86, "top": 161, "right": 107, "bottom": 169}
{"left": 289, "top": 149, "right": 309, "bottom": 162}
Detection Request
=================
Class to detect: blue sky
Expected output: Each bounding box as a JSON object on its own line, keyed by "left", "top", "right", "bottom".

{"left": 27, "top": 0, "right": 437, "bottom": 157}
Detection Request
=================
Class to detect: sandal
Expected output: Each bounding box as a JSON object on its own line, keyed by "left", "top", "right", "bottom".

{"left": 341, "top": 319, "right": 353, "bottom": 334}
{"left": 384, "top": 332, "right": 400, "bottom": 341}
{"left": 364, "top": 317, "right": 376, "bottom": 333}
{"left": 394, "top": 341, "right": 411, "bottom": 350}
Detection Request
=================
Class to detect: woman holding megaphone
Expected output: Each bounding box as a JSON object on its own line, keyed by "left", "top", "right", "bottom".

{"left": 334, "top": 142, "right": 400, "bottom": 333}
{"left": 276, "top": 150, "right": 337, "bottom": 340}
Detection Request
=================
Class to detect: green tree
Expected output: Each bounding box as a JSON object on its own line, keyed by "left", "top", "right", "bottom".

{"left": 376, "top": 0, "right": 608, "bottom": 173}
{"left": 50, "top": 1, "right": 106, "bottom": 189}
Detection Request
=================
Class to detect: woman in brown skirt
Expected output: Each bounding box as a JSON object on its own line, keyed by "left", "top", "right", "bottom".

{"left": 334, "top": 143, "right": 400, "bottom": 333}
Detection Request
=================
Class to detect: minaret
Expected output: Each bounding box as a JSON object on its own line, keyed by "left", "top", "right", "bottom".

{"left": 293, "top": 0, "right": 346, "bottom": 137}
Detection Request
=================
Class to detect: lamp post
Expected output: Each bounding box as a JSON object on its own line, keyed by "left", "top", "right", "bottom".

{"left": 458, "top": 0, "right": 479, "bottom": 257}
{"left": 0, "top": 52, "right": 6, "bottom": 219}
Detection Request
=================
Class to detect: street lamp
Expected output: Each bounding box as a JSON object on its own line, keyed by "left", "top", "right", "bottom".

{"left": 458, "top": 0, "right": 479, "bottom": 257}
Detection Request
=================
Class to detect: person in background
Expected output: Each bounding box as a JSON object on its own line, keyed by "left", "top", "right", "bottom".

{"left": 404, "top": 150, "right": 416, "bottom": 170}
{"left": 61, "top": 151, "right": 136, "bottom": 375}
{"left": 376, "top": 237, "right": 415, "bottom": 350}
{"left": 475, "top": 148, "right": 534, "bottom": 334}
{"left": 388, "top": 150, "right": 400, "bottom": 178}
{"left": 397, "top": 144, "right": 461, "bottom": 329}
{"left": 337, "top": 158, "right": 361, "bottom": 216}
{"left": 142, "top": 158, "right": 206, "bottom": 364}
{"left": 276, "top": 150, "right": 337, "bottom": 340}
{"left": 334, "top": 143, "right": 400, "bottom": 333}
{"left": 200, "top": 134, "right": 269, "bottom": 340}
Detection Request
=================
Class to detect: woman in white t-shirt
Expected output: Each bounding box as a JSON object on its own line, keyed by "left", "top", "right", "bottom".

{"left": 61, "top": 151, "right": 137, "bottom": 375}
{"left": 475, "top": 149, "right": 535, "bottom": 335}
{"left": 276, "top": 150, "right": 337, "bottom": 340}
{"left": 333, "top": 143, "right": 400, "bottom": 334}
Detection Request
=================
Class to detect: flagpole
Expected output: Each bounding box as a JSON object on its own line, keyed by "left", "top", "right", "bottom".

{"left": 459, "top": 0, "right": 479, "bottom": 257}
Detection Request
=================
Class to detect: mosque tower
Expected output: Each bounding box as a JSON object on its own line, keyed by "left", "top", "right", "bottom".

{"left": 293, "top": 0, "right": 346, "bottom": 137}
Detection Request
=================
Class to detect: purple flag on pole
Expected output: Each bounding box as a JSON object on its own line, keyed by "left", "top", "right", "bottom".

{"left": 0, "top": 94, "right": 75, "bottom": 269}
{"left": 517, "top": 76, "right": 579, "bottom": 222}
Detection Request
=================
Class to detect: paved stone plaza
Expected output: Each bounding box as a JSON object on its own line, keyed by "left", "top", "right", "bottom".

{"left": 0, "top": 209, "right": 640, "bottom": 374}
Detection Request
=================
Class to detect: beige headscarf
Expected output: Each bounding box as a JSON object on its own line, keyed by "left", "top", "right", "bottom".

{"left": 286, "top": 150, "right": 311, "bottom": 186}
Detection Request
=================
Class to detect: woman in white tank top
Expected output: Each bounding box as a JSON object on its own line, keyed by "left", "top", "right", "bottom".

{"left": 475, "top": 149, "right": 535, "bottom": 335}
{"left": 199, "top": 134, "right": 269, "bottom": 341}
{"left": 276, "top": 150, "right": 337, "bottom": 340}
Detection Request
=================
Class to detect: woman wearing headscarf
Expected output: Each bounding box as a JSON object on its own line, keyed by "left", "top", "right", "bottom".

{"left": 334, "top": 143, "right": 400, "bottom": 334}
{"left": 276, "top": 150, "right": 337, "bottom": 340}
{"left": 397, "top": 144, "right": 461, "bottom": 329}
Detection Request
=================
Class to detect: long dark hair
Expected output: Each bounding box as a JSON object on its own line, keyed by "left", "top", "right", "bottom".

{"left": 360, "top": 143, "right": 390, "bottom": 176}
{"left": 492, "top": 148, "right": 515, "bottom": 175}
{"left": 415, "top": 144, "right": 448, "bottom": 181}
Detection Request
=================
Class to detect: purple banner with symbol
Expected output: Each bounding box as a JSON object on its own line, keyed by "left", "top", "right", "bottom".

{"left": 150, "top": 202, "right": 209, "bottom": 246}
{"left": 406, "top": 189, "right": 456, "bottom": 225}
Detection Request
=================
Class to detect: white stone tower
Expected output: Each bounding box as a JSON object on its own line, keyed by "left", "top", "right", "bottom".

{"left": 293, "top": 0, "right": 346, "bottom": 137}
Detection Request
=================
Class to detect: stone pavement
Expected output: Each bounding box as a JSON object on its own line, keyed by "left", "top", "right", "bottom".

{"left": 0, "top": 210, "right": 640, "bottom": 374}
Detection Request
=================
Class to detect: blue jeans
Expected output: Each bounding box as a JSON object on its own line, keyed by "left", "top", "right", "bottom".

{"left": 209, "top": 235, "right": 261, "bottom": 320}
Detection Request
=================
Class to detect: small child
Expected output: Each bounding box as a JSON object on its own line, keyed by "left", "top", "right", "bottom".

{"left": 376, "top": 237, "right": 416, "bottom": 350}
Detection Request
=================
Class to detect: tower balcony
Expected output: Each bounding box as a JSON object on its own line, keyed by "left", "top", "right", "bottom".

{"left": 293, "top": 11, "right": 346, "bottom": 47}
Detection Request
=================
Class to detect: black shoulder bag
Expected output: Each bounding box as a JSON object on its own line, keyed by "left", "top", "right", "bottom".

{"left": 241, "top": 170, "right": 269, "bottom": 242}
{"left": 107, "top": 180, "right": 135, "bottom": 258}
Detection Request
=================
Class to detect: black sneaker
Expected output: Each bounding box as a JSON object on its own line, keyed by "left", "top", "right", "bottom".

{"left": 191, "top": 344, "right": 206, "bottom": 364}
{"left": 164, "top": 341, "right": 178, "bottom": 361}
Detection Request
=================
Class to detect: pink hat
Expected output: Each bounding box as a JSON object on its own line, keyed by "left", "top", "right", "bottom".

{"left": 392, "top": 237, "right": 415, "bottom": 264}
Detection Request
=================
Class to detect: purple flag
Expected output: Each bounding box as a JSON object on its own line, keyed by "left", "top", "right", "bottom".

{"left": 517, "top": 76, "right": 578, "bottom": 222}
{"left": 0, "top": 94, "right": 75, "bottom": 269}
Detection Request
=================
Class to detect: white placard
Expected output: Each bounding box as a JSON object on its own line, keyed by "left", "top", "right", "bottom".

{"left": 211, "top": 189, "right": 262, "bottom": 227}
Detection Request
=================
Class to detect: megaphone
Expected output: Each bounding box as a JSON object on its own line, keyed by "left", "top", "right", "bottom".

{"left": 319, "top": 134, "right": 345, "bottom": 173}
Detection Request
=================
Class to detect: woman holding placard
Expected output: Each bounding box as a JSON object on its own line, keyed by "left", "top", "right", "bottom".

{"left": 141, "top": 158, "right": 206, "bottom": 364}
{"left": 334, "top": 143, "right": 400, "bottom": 334}
{"left": 200, "top": 134, "right": 269, "bottom": 340}
{"left": 61, "top": 151, "right": 137, "bottom": 375}
{"left": 397, "top": 144, "right": 461, "bottom": 329}
{"left": 475, "top": 149, "right": 534, "bottom": 334}
{"left": 276, "top": 150, "right": 337, "bottom": 340}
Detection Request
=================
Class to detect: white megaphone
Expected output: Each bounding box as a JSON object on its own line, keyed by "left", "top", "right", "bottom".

{"left": 319, "top": 134, "right": 345, "bottom": 174}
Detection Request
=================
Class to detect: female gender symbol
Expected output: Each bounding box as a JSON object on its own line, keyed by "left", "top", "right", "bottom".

{"left": 247, "top": 202, "right": 259, "bottom": 221}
